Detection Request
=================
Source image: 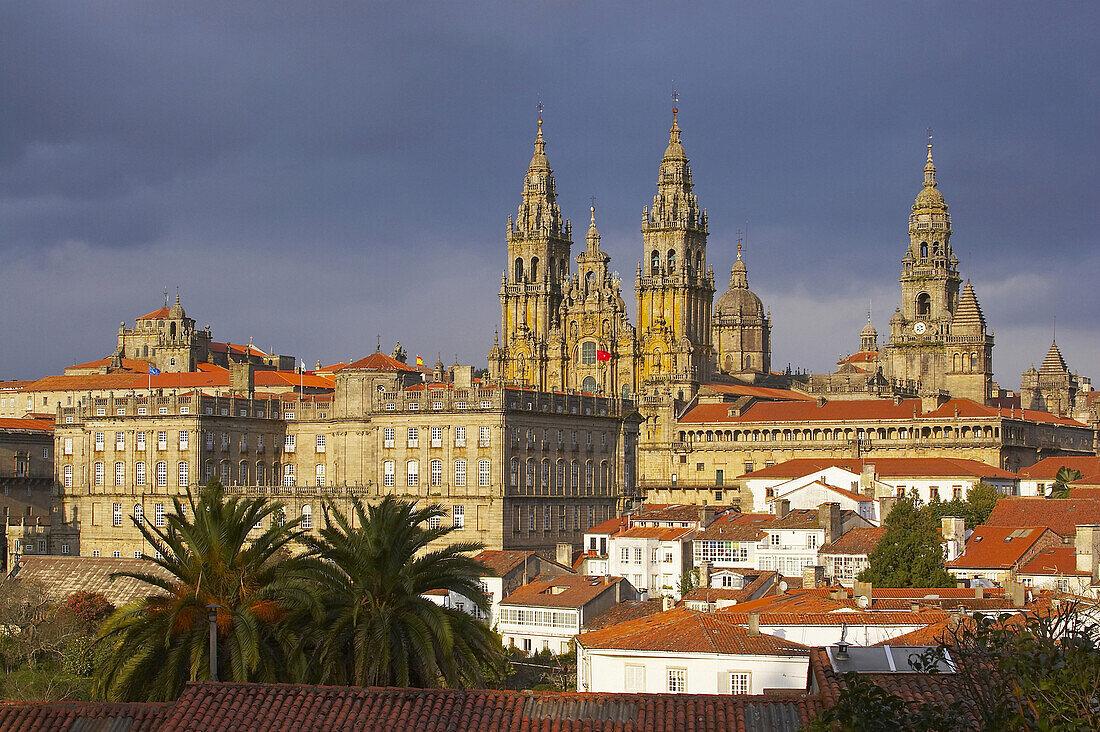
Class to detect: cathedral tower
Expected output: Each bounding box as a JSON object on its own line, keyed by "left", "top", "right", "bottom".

{"left": 882, "top": 137, "right": 993, "bottom": 402}
{"left": 712, "top": 242, "right": 771, "bottom": 378}
{"left": 635, "top": 107, "right": 715, "bottom": 392}
{"left": 490, "top": 113, "right": 573, "bottom": 387}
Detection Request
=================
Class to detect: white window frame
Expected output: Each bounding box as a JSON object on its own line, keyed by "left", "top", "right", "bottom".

{"left": 478, "top": 459, "right": 490, "bottom": 486}
{"left": 454, "top": 459, "right": 467, "bottom": 487}
{"left": 453, "top": 505, "right": 464, "bottom": 528}
{"left": 455, "top": 426, "right": 466, "bottom": 447}
{"left": 383, "top": 460, "right": 395, "bottom": 487}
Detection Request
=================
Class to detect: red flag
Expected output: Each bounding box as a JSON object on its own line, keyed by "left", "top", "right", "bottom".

{"left": 596, "top": 349, "right": 612, "bottom": 362}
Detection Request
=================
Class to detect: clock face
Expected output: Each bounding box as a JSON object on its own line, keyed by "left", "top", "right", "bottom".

{"left": 913, "top": 322, "right": 927, "bottom": 335}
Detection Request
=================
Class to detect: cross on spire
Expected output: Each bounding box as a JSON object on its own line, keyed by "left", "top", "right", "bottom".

{"left": 375, "top": 334, "right": 381, "bottom": 352}
{"left": 736, "top": 230, "right": 743, "bottom": 260}
{"left": 670, "top": 82, "right": 679, "bottom": 121}
{"left": 536, "top": 98, "right": 544, "bottom": 136}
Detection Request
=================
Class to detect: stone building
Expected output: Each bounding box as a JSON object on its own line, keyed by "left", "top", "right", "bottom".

{"left": 1021, "top": 341, "right": 1090, "bottom": 418}
{"left": 1, "top": 418, "right": 56, "bottom": 570}
{"left": 712, "top": 243, "right": 770, "bottom": 379}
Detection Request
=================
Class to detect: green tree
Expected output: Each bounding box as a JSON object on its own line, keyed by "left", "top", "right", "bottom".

{"left": 1049, "top": 467, "right": 1084, "bottom": 499}
{"left": 806, "top": 671, "right": 965, "bottom": 732}
{"left": 858, "top": 496, "right": 953, "bottom": 587}
{"left": 298, "top": 496, "right": 505, "bottom": 688}
{"left": 923, "top": 481, "right": 1003, "bottom": 527}
{"left": 93, "top": 480, "right": 316, "bottom": 701}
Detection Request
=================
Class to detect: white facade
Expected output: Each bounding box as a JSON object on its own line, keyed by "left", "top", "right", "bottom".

{"left": 767, "top": 480, "right": 876, "bottom": 523}
{"left": 577, "top": 648, "right": 808, "bottom": 695}
{"left": 693, "top": 536, "right": 759, "bottom": 572}
{"left": 756, "top": 527, "right": 826, "bottom": 578}
{"left": 498, "top": 604, "right": 581, "bottom": 655}
{"left": 891, "top": 475, "right": 1014, "bottom": 504}
{"left": 608, "top": 530, "right": 694, "bottom": 600}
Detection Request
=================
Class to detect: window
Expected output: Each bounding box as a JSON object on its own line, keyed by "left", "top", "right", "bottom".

{"left": 429, "top": 515, "right": 441, "bottom": 530}
{"left": 157, "top": 431, "right": 168, "bottom": 450}
{"left": 284, "top": 435, "right": 295, "bottom": 453}
{"left": 116, "top": 432, "right": 125, "bottom": 450}
{"left": 113, "top": 551, "right": 121, "bottom": 558}
{"left": 620, "top": 547, "right": 630, "bottom": 562}
{"left": 114, "top": 462, "right": 125, "bottom": 486}
{"left": 634, "top": 547, "right": 643, "bottom": 564}
{"left": 625, "top": 664, "right": 646, "bottom": 692}
{"left": 430, "top": 459, "right": 442, "bottom": 487}
{"left": 807, "top": 533, "right": 818, "bottom": 549}
{"left": 315, "top": 464, "right": 325, "bottom": 486}
{"left": 134, "top": 503, "right": 144, "bottom": 524}
{"left": 728, "top": 672, "right": 750, "bottom": 695}
{"left": 43, "top": 447, "right": 50, "bottom": 459}
{"left": 930, "top": 486, "right": 940, "bottom": 501}
{"left": 302, "top": 505, "right": 312, "bottom": 530}
{"left": 479, "top": 426, "right": 491, "bottom": 447}
{"left": 383, "top": 460, "right": 395, "bottom": 487}
{"left": 556, "top": 459, "right": 565, "bottom": 488}
{"left": 454, "top": 460, "right": 467, "bottom": 486}
{"left": 526, "top": 459, "right": 535, "bottom": 489}
{"left": 94, "top": 462, "right": 104, "bottom": 486}
{"left": 770, "top": 533, "right": 780, "bottom": 546}
{"left": 431, "top": 426, "right": 442, "bottom": 448}
{"left": 453, "top": 505, "right": 464, "bottom": 529}
{"left": 92, "top": 550, "right": 100, "bottom": 557}
{"left": 282, "top": 464, "right": 295, "bottom": 486}
{"left": 178, "top": 461, "right": 189, "bottom": 486}
{"left": 667, "top": 668, "right": 686, "bottom": 693}
{"left": 542, "top": 459, "right": 551, "bottom": 488}
{"left": 155, "top": 503, "right": 165, "bottom": 527}
{"left": 581, "top": 341, "right": 597, "bottom": 365}
{"left": 509, "top": 457, "right": 519, "bottom": 487}
{"left": 383, "top": 427, "right": 395, "bottom": 448}
{"left": 64, "top": 437, "right": 73, "bottom": 455}
{"left": 156, "top": 461, "right": 167, "bottom": 487}
{"left": 63, "top": 464, "right": 73, "bottom": 487}
{"left": 585, "top": 461, "right": 594, "bottom": 489}
{"left": 179, "top": 431, "right": 189, "bottom": 449}
{"left": 407, "top": 460, "right": 419, "bottom": 486}
{"left": 112, "top": 503, "right": 123, "bottom": 527}
{"left": 544, "top": 507, "right": 551, "bottom": 530}
{"left": 478, "top": 460, "right": 490, "bottom": 486}
{"left": 316, "top": 435, "right": 326, "bottom": 453}
{"left": 136, "top": 461, "right": 146, "bottom": 486}
{"left": 570, "top": 461, "right": 579, "bottom": 490}
{"left": 406, "top": 427, "right": 419, "bottom": 447}
{"left": 205, "top": 432, "right": 214, "bottom": 449}
{"left": 454, "top": 426, "right": 466, "bottom": 447}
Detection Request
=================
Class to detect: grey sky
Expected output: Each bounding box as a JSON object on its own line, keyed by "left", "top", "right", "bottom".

{"left": 2, "top": 2, "right": 1097, "bottom": 387}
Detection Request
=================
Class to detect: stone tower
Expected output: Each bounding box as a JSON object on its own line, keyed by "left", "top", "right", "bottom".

{"left": 548, "top": 207, "right": 638, "bottom": 396}
{"left": 1021, "top": 341, "right": 1080, "bottom": 416}
{"left": 116, "top": 293, "right": 212, "bottom": 373}
{"left": 882, "top": 138, "right": 993, "bottom": 402}
{"left": 635, "top": 108, "right": 715, "bottom": 393}
{"left": 712, "top": 243, "right": 771, "bottom": 378}
{"left": 859, "top": 313, "right": 878, "bottom": 353}
{"left": 490, "top": 114, "right": 573, "bottom": 387}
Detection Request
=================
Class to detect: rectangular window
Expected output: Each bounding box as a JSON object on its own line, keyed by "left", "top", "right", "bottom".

{"left": 138, "top": 407, "right": 147, "bottom": 416}
{"left": 282, "top": 464, "right": 295, "bottom": 486}
{"left": 316, "top": 434, "right": 326, "bottom": 453}
{"left": 384, "top": 461, "right": 395, "bottom": 487}
{"left": 431, "top": 426, "right": 442, "bottom": 448}
{"left": 479, "top": 426, "right": 491, "bottom": 447}
{"left": 383, "top": 427, "right": 395, "bottom": 448}
{"left": 205, "top": 432, "right": 214, "bottom": 449}
{"left": 179, "top": 431, "right": 189, "bottom": 450}
{"left": 667, "top": 668, "right": 686, "bottom": 693}
{"left": 94, "top": 462, "right": 104, "bottom": 486}
{"left": 430, "top": 459, "right": 442, "bottom": 487}
{"left": 178, "top": 462, "right": 189, "bottom": 487}
{"left": 453, "top": 505, "right": 465, "bottom": 528}
{"left": 454, "top": 460, "right": 467, "bottom": 487}
{"left": 407, "top": 461, "right": 419, "bottom": 486}
{"left": 157, "top": 431, "right": 167, "bottom": 450}
{"left": 156, "top": 462, "right": 167, "bottom": 487}
{"left": 95, "top": 432, "right": 104, "bottom": 451}
{"left": 429, "top": 515, "right": 441, "bottom": 530}
{"left": 455, "top": 426, "right": 466, "bottom": 447}
{"left": 478, "top": 460, "right": 490, "bottom": 486}
{"left": 137, "top": 432, "right": 146, "bottom": 451}
{"left": 729, "top": 672, "right": 750, "bottom": 695}
{"left": 634, "top": 547, "right": 643, "bottom": 564}
{"left": 620, "top": 547, "right": 630, "bottom": 562}
{"left": 625, "top": 664, "right": 646, "bottom": 692}
{"left": 115, "top": 462, "right": 125, "bottom": 486}
{"left": 136, "top": 461, "right": 146, "bottom": 486}
{"left": 116, "top": 432, "right": 125, "bottom": 450}
{"left": 112, "top": 503, "right": 122, "bottom": 527}
{"left": 155, "top": 503, "right": 165, "bottom": 527}
{"left": 408, "top": 427, "right": 418, "bottom": 448}
{"left": 315, "top": 464, "right": 326, "bottom": 486}
{"left": 285, "top": 435, "right": 295, "bottom": 453}
{"left": 63, "top": 437, "right": 73, "bottom": 456}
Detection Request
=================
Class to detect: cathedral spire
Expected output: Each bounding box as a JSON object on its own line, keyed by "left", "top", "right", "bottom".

{"left": 586, "top": 205, "right": 600, "bottom": 253}
{"left": 513, "top": 104, "right": 565, "bottom": 238}
{"left": 913, "top": 131, "right": 947, "bottom": 212}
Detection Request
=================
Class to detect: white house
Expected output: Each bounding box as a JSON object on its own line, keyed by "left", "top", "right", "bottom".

{"left": 577, "top": 516, "right": 628, "bottom": 575}
{"left": 497, "top": 574, "right": 634, "bottom": 655}
{"left": 1015, "top": 545, "right": 1095, "bottom": 597}
{"left": 1017, "top": 456, "right": 1100, "bottom": 497}
{"left": 681, "top": 569, "right": 777, "bottom": 612}
{"left": 608, "top": 526, "right": 696, "bottom": 600}
{"left": 947, "top": 525, "right": 1061, "bottom": 586}
{"left": 818, "top": 528, "right": 887, "bottom": 587}
{"left": 755, "top": 504, "right": 871, "bottom": 579}
{"left": 692, "top": 513, "right": 773, "bottom": 573}
{"left": 576, "top": 607, "right": 810, "bottom": 694}
{"left": 767, "top": 480, "right": 877, "bottom": 524}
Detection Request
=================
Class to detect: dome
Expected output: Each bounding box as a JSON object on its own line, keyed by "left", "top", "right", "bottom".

{"left": 715, "top": 287, "right": 764, "bottom": 317}
{"left": 860, "top": 320, "right": 878, "bottom": 338}
{"left": 890, "top": 308, "right": 905, "bottom": 325}
{"left": 913, "top": 185, "right": 945, "bottom": 210}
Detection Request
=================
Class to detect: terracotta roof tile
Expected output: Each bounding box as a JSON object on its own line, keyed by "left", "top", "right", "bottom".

{"left": 985, "top": 498, "right": 1100, "bottom": 538}
{"left": 694, "top": 512, "right": 774, "bottom": 541}
{"left": 500, "top": 574, "right": 626, "bottom": 609}
{"left": 631, "top": 503, "right": 736, "bottom": 523}
{"left": 809, "top": 647, "right": 969, "bottom": 712}
{"left": 819, "top": 528, "right": 887, "bottom": 556}
{"left": 577, "top": 607, "right": 809, "bottom": 656}
{"left": 946, "top": 526, "right": 1058, "bottom": 570}
{"left": 583, "top": 599, "right": 665, "bottom": 630}
{"left": 740, "top": 457, "right": 1015, "bottom": 480}
{"left": 343, "top": 352, "right": 420, "bottom": 372}
{"left": 0, "top": 418, "right": 54, "bottom": 432}
{"left": 137, "top": 306, "right": 171, "bottom": 320}
{"left": 0, "top": 701, "right": 169, "bottom": 731}
{"left": 471, "top": 550, "right": 537, "bottom": 577}
{"left": 1018, "top": 456, "right": 1100, "bottom": 480}
{"left": 1017, "top": 546, "right": 1089, "bottom": 576}
{"left": 13, "top": 556, "right": 174, "bottom": 606}
{"left": 586, "top": 516, "right": 628, "bottom": 535}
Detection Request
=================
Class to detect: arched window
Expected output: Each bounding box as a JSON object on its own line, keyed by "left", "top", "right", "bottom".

{"left": 585, "top": 460, "right": 594, "bottom": 489}
{"left": 315, "top": 463, "right": 326, "bottom": 487}
{"left": 570, "top": 460, "right": 579, "bottom": 490}
{"left": 510, "top": 457, "right": 519, "bottom": 487}
{"left": 134, "top": 504, "right": 144, "bottom": 524}
{"left": 970, "top": 352, "right": 978, "bottom": 370}
{"left": 667, "top": 249, "right": 676, "bottom": 271}
{"left": 651, "top": 250, "right": 660, "bottom": 274}
{"left": 406, "top": 460, "right": 419, "bottom": 487}
{"left": 283, "top": 463, "right": 295, "bottom": 486}
{"left": 525, "top": 458, "right": 535, "bottom": 489}
{"left": 585, "top": 271, "right": 595, "bottom": 292}
{"left": 530, "top": 257, "right": 539, "bottom": 281}
{"left": 581, "top": 341, "right": 597, "bottom": 365}
{"left": 600, "top": 461, "right": 609, "bottom": 487}
{"left": 556, "top": 459, "right": 565, "bottom": 489}
{"left": 302, "top": 505, "right": 312, "bottom": 530}
{"left": 170, "top": 322, "right": 176, "bottom": 339}
{"left": 514, "top": 258, "right": 524, "bottom": 282}
{"left": 542, "top": 459, "right": 550, "bottom": 489}
{"left": 239, "top": 461, "right": 248, "bottom": 485}
{"left": 916, "top": 293, "right": 931, "bottom": 317}
{"left": 582, "top": 376, "right": 597, "bottom": 393}
{"left": 256, "top": 462, "right": 265, "bottom": 486}
{"left": 156, "top": 461, "right": 167, "bottom": 488}
{"left": 920, "top": 241, "right": 929, "bottom": 258}
{"left": 694, "top": 251, "right": 702, "bottom": 271}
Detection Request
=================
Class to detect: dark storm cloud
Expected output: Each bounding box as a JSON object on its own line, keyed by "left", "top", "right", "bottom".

{"left": 1, "top": 1, "right": 1097, "bottom": 385}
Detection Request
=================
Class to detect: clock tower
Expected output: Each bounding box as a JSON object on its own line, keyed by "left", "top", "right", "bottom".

{"left": 882, "top": 137, "right": 994, "bottom": 402}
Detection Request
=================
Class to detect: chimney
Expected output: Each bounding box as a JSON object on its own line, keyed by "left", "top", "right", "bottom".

{"left": 1075, "top": 525, "right": 1100, "bottom": 578}
{"left": 818, "top": 502, "right": 842, "bottom": 545}
{"left": 662, "top": 594, "right": 675, "bottom": 611}
{"left": 974, "top": 586, "right": 984, "bottom": 600}
{"left": 802, "top": 565, "right": 825, "bottom": 590}
{"left": 877, "top": 496, "right": 896, "bottom": 522}
{"left": 696, "top": 562, "right": 711, "bottom": 589}
{"left": 853, "top": 580, "right": 872, "bottom": 605}
{"left": 453, "top": 365, "right": 475, "bottom": 389}
{"left": 859, "top": 464, "right": 876, "bottom": 496}
{"left": 747, "top": 612, "right": 760, "bottom": 636}
{"left": 556, "top": 542, "right": 573, "bottom": 569}
{"left": 776, "top": 499, "right": 791, "bottom": 519}
{"left": 1006, "top": 580, "right": 1026, "bottom": 608}
{"left": 940, "top": 516, "right": 966, "bottom": 562}
{"left": 698, "top": 503, "right": 715, "bottom": 528}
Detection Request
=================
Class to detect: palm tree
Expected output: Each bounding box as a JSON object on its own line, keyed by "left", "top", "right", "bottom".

{"left": 93, "top": 481, "right": 316, "bottom": 701}
{"left": 1050, "top": 467, "right": 1084, "bottom": 499}
{"left": 299, "top": 496, "right": 504, "bottom": 688}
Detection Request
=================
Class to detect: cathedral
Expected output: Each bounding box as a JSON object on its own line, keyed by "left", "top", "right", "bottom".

{"left": 489, "top": 107, "right": 770, "bottom": 400}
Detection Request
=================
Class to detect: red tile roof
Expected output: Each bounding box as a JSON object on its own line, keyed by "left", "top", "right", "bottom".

{"left": 923, "top": 399, "right": 1088, "bottom": 427}
{"left": 583, "top": 599, "right": 665, "bottom": 630}
{"left": 577, "top": 607, "right": 809, "bottom": 656}
{"left": 700, "top": 383, "right": 816, "bottom": 401}
{"left": 501, "top": 574, "right": 625, "bottom": 609}
{"left": 809, "top": 647, "right": 968, "bottom": 712}
{"left": 740, "top": 457, "right": 1015, "bottom": 480}
{"left": 631, "top": 503, "right": 736, "bottom": 523}
{"left": 67, "top": 356, "right": 152, "bottom": 372}
{"left": 343, "top": 351, "right": 419, "bottom": 372}
{"left": 0, "top": 701, "right": 169, "bottom": 731}
{"left": 694, "top": 512, "right": 775, "bottom": 541}
{"left": 1018, "top": 456, "right": 1100, "bottom": 480}
{"left": 585, "top": 515, "right": 628, "bottom": 536}
{"left": 252, "top": 371, "right": 335, "bottom": 389}
{"left": 153, "top": 682, "right": 820, "bottom": 732}
{"left": 1017, "top": 546, "right": 1089, "bottom": 576}
{"left": 946, "top": 526, "right": 1058, "bottom": 570}
{"left": 209, "top": 341, "right": 268, "bottom": 358}
{"left": 471, "top": 550, "right": 537, "bottom": 578}
{"left": 819, "top": 528, "right": 887, "bottom": 556}
{"left": 985, "top": 498, "right": 1100, "bottom": 538}
{"left": 614, "top": 526, "right": 696, "bottom": 541}
{"left": 0, "top": 418, "right": 54, "bottom": 432}
{"left": 137, "top": 306, "right": 171, "bottom": 320}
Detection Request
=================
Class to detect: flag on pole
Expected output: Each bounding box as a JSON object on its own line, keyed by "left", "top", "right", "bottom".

{"left": 416, "top": 355, "right": 424, "bottom": 367}
{"left": 595, "top": 349, "right": 612, "bottom": 362}
{"left": 148, "top": 365, "right": 161, "bottom": 375}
